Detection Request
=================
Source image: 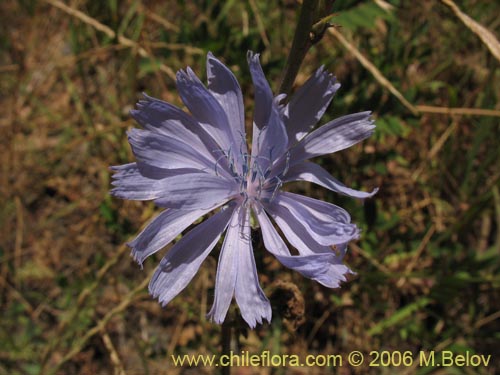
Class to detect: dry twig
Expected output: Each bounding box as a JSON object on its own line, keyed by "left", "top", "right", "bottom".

{"left": 47, "top": 270, "right": 152, "bottom": 375}
{"left": 43, "top": 0, "right": 176, "bottom": 80}
{"left": 329, "top": 27, "right": 419, "bottom": 115}
{"left": 101, "top": 330, "right": 127, "bottom": 375}
{"left": 441, "top": 0, "right": 500, "bottom": 63}
{"left": 40, "top": 244, "right": 129, "bottom": 370}
{"left": 416, "top": 105, "right": 500, "bottom": 118}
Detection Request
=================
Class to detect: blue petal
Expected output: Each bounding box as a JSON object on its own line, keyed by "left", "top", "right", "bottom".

{"left": 284, "top": 161, "right": 379, "bottom": 199}
{"left": 153, "top": 173, "right": 237, "bottom": 210}
{"left": 280, "top": 191, "right": 351, "bottom": 223}
{"left": 112, "top": 168, "right": 236, "bottom": 207}
{"left": 274, "top": 193, "right": 360, "bottom": 245}
{"left": 127, "top": 128, "right": 218, "bottom": 172}
{"left": 233, "top": 207, "right": 272, "bottom": 327}
{"left": 255, "top": 204, "right": 352, "bottom": 288}
{"left": 110, "top": 165, "right": 182, "bottom": 200}
{"left": 247, "top": 52, "right": 288, "bottom": 169}
{"left": 149, "top": 205, "right": 235, "bottom": 307}
{"left": 128, "top": 207, "right": 214, "bottom": 267}
{"left": 290, "top": 112, "right": 375, "bottom": 163}
{"left": 131, "top": 94, "right": 229, "bottom": 174}
{"left": 207, "top": 206, "right": 241, "bottom": 324}
{"left": 176, "top": 67, "right": 236, "bottom": 153}
{"left": 112, "top": 162, "right": 193, "bottom": 181}
{"left": 111, "top": 162, "right": 176, "bottom": 180}
{"left": 206, "top": 53, "right": 247, "bottom": 153}
{"left": 284, "top": 66, "right": 341, "bottom": 143}
{"left": 264, "top": 201, "right": 337, "bottom": 256}
{"left": 208, "top": 205, "right": 272, "bottom": 327}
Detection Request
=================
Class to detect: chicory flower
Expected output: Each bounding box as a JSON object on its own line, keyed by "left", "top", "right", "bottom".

{"left": 111, "top": 52, "right": 377, "bottom": 328}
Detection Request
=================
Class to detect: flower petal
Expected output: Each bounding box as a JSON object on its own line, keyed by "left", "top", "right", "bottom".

{"left": 247, "top": 52, "right": 273, "bottom": 130}
{"left": 149, "top": 205, "right": 235, "bottom": 307}
{"left": 128, "top": 207, "right": 214, "bottom": 267}
{"left": 273, "top": 194, "right": 359, "bottom": 246}
{"left": 284, "top": 161, "right": 379, "bottom": 199}
{"left": 274, "top": 193, "right": 360, "bottom": 246}
{"left": 247, "top": 52, "right": 288, "bottom": 167}
{"left": 264, "top": 201, "right": 336, "bottom": 256}
{"left": 289, "top": 111, "right": 375, "bottom": 164}
{"left": 206, "top": 206, "right": 242, "bottom": 324}
{"left": 110, "top": 162, "right": 192, "bottom": 181}
{"left": 255, "top": 205, "right": 351, "bottom": 288}
{"left": 207, "top": 205, "right": 271, "bottom": 327}
{"left": 234, "top": 207, "right": 272, "bottom": 328}
{"left": 110, "top": 166, "right": 176, "bottom": 200}
{"left": 284, "top": 66, "right": 340, "bottom": 143}
{"left": 131, "top": 94, "right": 227, "bottom": 172}
{"left": 127, "top": 128, "right": 217, "bottom": 172}
{"left": 206, "top": 52, "right": 246, "bottom": 151}
{"left": 176, "top": 67, "right": 235, "bottom": 152}
{"left": 112, "top": 169, "right": 236, "bottom": 206}
{"left": 280, "top": 191, "right": 351, "bottom": 223}
{"left": 154, "top": 173, "right": 237, "bottom": 210}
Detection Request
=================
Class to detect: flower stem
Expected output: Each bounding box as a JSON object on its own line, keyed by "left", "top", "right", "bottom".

{"left": 279, "top": 0, "right": 319, "bottom": 96}
{"left": 221, "top": 315, "right": 232, "bottom": 375}
{"left": 279, "top": 0, "right": 335, "bottom": 96}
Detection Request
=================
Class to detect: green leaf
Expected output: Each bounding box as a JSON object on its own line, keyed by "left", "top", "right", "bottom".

{"left": 334, "top": 2, "right": 394, "bottom": 31}
{"left": 368, "top": 297, "right": 432, "bottom": 335}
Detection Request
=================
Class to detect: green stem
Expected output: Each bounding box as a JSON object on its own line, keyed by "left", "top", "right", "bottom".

{"left": 279, "top": 0, "right": 319, "bottom": 96}
{"left": 221, "top": 315, "right": 232, "bottom": 375}
{"left": 279, "top": 0, "right": 335, "bottom": 96}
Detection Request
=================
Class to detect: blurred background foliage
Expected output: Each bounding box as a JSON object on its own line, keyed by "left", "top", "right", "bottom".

{"left": 0, "top": 0, "right": 499, "bottom": 374}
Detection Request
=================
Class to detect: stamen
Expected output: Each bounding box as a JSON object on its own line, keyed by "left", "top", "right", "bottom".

{"left": 242, "top": 162, "right": 248, "bottom": 178}
{"left": 268, "top": 146, "right": 274, "bottom": 164}
{"left": 212, "top": 148, "right": 231, "bottom": 176}
{"left": 270, "top": 176, "right": 283, "bottom": 202}
{"left": 251, "top": 160, "right": 258, "bottom": 183}
{"left": 239, "top": 179, "right": 247, "bottom": 194}
{"left": 264, "top": 167, "right": 272, "bottom": 179}
{"left": 255, "top": 125, "right": 266, "bottom": 152}
{"left": 242, "top": 193, "right": 249, "bottom": 208}
{"left": 257, "top": 177, "right": 263, "bottom": 198}
{"left": 213, "top": 154, "right": 225, "bottom": 176}
{"left": 237, "top": 130, "right": 247, "bottom": 155}
{"left": 226, "top": 148, "right": 238, "bottom": 176}
{"left": 282, "top": 151, "right": 291, "bottom": 177}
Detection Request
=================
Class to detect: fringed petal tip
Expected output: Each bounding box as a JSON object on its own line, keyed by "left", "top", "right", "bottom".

{"left": 109, "top": 163, "right": 135, "bottom": 174}
{"left": 353, "top": 227, "right": 362, "bottom": 241}
{"left": 245, "top": 314, "right": 272, "bottom": 329}
{"left": 206, "top": 311, "right": 228, "bottom": 325}
{"left": 148, "top": 282, "right": 171, "bottom": 308}
{"left": 175, "top": 67, "right": 199, "bottom": 84}
{"left": 314, "top": 64, "right": 341, "bottom": 93}
{"left": 246, "top": 50, "right": 259, "bottom": 62}
{"left": 359, "top": 186, "right": 379, "bottom": 200}
{"left": 126, "top": 241, "right": 145, "bottom": 269}
{"left": 150, "top": 291, "right": 170, "bottom": 308}
{"left": 315, "top": 264, "right": 356, "bottom": 289}
{"left": 175, "top": 69, "right": 187, "bottom": 83}
{"left": 205, "top": 314, "right": 272, "bottom": 329}
{"left": 109, "top": 187, "right": 124, "bottom": 198}
{"left": 206, "top": 309, "right": 271, "bottom": 328}
{"left": 131, "top": 254, "right": 145, "bottom": 270}
{"left": 130, "top": 92, "right": 153, "bottom": 111}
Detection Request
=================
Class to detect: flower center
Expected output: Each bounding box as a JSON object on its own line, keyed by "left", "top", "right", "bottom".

{"left": 214, "top": 144, "right": 291, "bottom": 207}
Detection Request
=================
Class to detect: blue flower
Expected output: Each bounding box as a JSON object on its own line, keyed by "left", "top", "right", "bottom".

{"left": 111, "top": 52, "right": 377, "bottom": 328}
